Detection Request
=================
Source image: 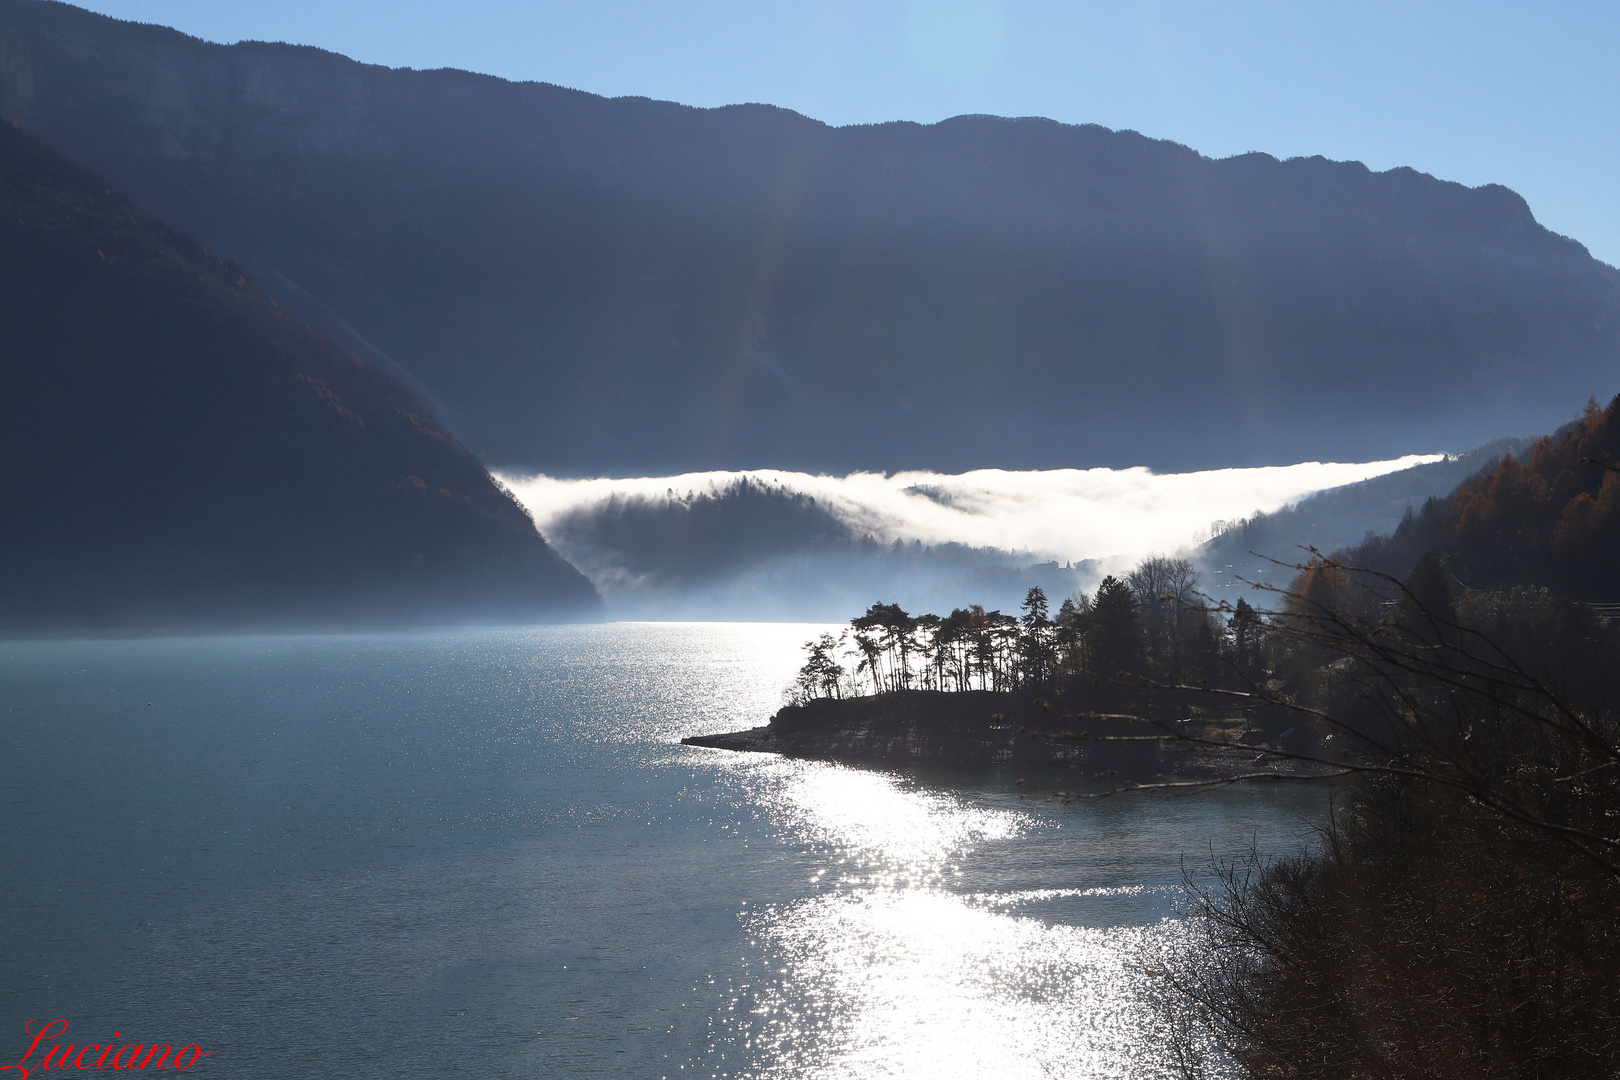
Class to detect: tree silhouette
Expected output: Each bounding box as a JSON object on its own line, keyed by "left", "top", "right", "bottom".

{"left": 1227, "top": 597, "right": 1263, "bottom": 674}
{"left": 1018, "top": 586, "right": 1057, "bottom": 686}
{"left": 1089, "top": 575, "right": 1145, "bottom": 678}
{"left": 788, "top": 632, "right": 846, "bottom": 704}
{"left": 1128, "top": 556, "right": 1202, "bottom": 674}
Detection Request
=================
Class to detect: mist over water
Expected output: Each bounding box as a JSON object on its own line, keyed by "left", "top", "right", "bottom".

{"left": 502, "top": 457, "right": 1441, "bottom": 567}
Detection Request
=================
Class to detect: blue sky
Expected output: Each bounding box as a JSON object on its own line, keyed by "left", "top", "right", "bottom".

{"left": 75, "top": 0, "right": 1620, "bottom": 265}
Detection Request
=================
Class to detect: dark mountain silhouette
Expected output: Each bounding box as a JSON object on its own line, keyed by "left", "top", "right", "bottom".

{"left": 549, "top": 478, "right": 852, "bottom": 590}
{"left": 3, "top": 1, "right": 1617, "bottom": 475}
{"left": 0, "top": 120, "right": 598, "bottom": 628}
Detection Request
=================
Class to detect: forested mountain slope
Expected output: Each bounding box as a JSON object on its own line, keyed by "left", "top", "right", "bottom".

{"left": 0, "top": 121, "right": 598, "bottom": 627}
{"left": 1328, "top": 395, "right": 1620, "bottom": 600}
{"left": 2, "top": 0, "right": 1617, "bottom": 474}
{"left": 1197, "top": 437, "right": 1532, "bottom": 597}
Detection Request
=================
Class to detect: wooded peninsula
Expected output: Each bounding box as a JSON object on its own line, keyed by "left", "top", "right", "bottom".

{"left": 689, "top": 394, "right": 1620, "bottom": 1077}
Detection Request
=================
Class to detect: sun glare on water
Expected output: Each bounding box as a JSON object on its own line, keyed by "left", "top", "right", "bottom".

{"left": 705, "top": 757, "right": 1185, "bottom": 1079}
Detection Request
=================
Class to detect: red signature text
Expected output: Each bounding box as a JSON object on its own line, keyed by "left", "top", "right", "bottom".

{"left": 3, "top": 1021, "right": 210, "bottom": 1077}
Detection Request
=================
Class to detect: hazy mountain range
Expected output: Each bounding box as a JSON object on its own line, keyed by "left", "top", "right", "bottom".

{"left": 5, "top": 0, "right": 1620, "bottom": 627}
{"left": 4, "top": 0, "right": 1617, "bottom": 478}
{"left": 0, "top": 120, "right": 597, "bottom": 627}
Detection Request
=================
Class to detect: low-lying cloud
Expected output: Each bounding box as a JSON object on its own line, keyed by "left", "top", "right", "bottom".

{"left": 500, "top": 455, "right": 1442, "bottom": 566}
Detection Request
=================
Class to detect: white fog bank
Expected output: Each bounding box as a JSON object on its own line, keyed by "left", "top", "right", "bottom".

{"left": 500, "top": 455, "right": 1442, "bottom": 565}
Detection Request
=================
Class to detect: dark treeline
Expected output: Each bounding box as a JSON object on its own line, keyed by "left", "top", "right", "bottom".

{"left": 1149, "top": 403, "right": 1620, "bottom": 1078}
{"left": 788, "top": 555, "right": 1233, "bottom": 706}
{"left": 1152, "top": 555, "right": 1620, "bottom": 1078}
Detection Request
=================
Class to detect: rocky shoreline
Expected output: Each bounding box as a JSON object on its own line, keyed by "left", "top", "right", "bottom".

{"left": 684, "top": 690, "right": 1164, "bottom": 775}
{"left": 683, "top": 690, "right": 1327, "bottom": 782}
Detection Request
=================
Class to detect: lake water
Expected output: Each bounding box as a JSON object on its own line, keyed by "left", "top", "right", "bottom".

{"left": 0, "top": 624, "right": 1323, "bottom": 1078}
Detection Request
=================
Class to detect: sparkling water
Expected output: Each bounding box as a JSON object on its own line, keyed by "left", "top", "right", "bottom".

{"left": 0, "top": 625, "right": 1321, "bottom": 1077}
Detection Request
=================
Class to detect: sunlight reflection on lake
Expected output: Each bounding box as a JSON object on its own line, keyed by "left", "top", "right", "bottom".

{"left": 768, "top": 757, "right": 1028, "bottom": 871}
{"left": 2, "top": 624, "right": 1313, "bottom": 1078}
{"left": 712, "top": 757, "right": 1187, "bottom": 1079}
{"left": 751, "top": 891, "right": 1168, "bottom": 1079}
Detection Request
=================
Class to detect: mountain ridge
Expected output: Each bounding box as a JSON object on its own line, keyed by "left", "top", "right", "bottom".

{"left": 0, "top": 118, "right": 600, "bottom": 628}
{"left": 3, "top": 0, "right": 1618, "bottom": 477}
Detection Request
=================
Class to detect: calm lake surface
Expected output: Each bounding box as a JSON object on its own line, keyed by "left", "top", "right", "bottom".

{"left": 0, "top": 625, "right": 1323, "bottom": 1078}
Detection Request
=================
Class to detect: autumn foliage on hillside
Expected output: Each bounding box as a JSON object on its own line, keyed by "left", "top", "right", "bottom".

{"left": 1161, "top": 397, "right": 1620, "bottom": 1079}
{"left": 1344, "top": 395, "right": 1620, "bottom": 600}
